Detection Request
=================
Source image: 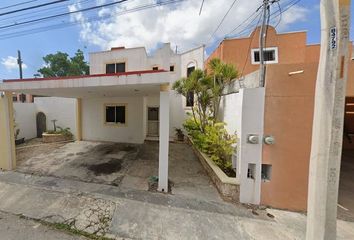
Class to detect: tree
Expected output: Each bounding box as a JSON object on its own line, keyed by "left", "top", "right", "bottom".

{"left": 173, "top": 58, "right": 238, "bottom": 130}
{"left": 173, "top": 69, "right": 213, "bottom": 132}
{"left": 208, "top": 58, "right": 238, "bottom": 122}
{"left": 37, "top": 49, "right": 89, "bottom": 77}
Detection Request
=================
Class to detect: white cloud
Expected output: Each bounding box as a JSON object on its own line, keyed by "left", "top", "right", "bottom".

{"left": 1, "top": 56, "right": 27, "bottom": 71}
{"left": 273, "top": 5, "right": 309, "bottom": 31}
{"left": 70, "top": 0, "right": 309, "bottom": 52}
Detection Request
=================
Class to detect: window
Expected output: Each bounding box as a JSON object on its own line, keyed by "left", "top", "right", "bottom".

{"left": 19, "top": 94, "right": 26, "bottom": 103}
{"left": 106, "top": 62, "right": 126, "bottom": 74}
{"left": 169, "top": 65, "right": 175, "bottom": 72}
{"left": 106, "top": 64, "right": 115, "bottom": 74}
{"left": 186, "top": 65, "right": 195, "bottom": 107}
{"left": 251, "top": 47, "right": 278, "bottom": 64}
{"left": 105, "top": 105, "right": 126, "bottom": 125}
{"left": 187, "top": 66, "right": 195, "bottom": 77}
{"left": 12, "top": 95, "right": 18, "bottom": 102}
{"left": 116, "top": 62, "right": 126, "bottom": 73}
{"left": 152, "top": 66, "right": 159, "bottom": 71}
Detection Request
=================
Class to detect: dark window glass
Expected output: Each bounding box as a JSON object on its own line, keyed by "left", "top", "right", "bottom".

{"left": 13, "top": 96, "right": 17, "bottom": 102}
{"left": 106, "top": 64, "right": 115, "bottom": 74}
{"left": 115, "top": 106, "right": 125, "bottom": 124}
{"left": 187, "top": 66, "right": 195, "bottom": 77}
{"left": 186, "top": 66, "right": 195, "bottom": 107}
{"left": 116, "top": 63, "right": 126, "bottom": 73}
{"left": 186, "top": 91, "right": 194, "bottom": 107}
{"left": 264, "top": 50, "right": 275, "bottom": 61}
{"left": 20, "top": 94, "right": 26, "bottom": 102}
{"left": 253, "top": 50, "right": 275, "bottom": 63}
{"left": 170, "top": 65, "right": 175, "bottom": 72}
{"left": 148, "top": 108, "right": 159, "bottom": 121}
{"left": 152, "top": 66, "right": 159, "bottom": 71}
{"left": 106, "top": 106, "right": 115, "bottom": 123}
{"left": 254, "top": 51, "right": 260, "bottom": 62}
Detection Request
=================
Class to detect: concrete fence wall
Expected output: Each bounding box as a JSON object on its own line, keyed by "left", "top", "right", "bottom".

{"left": 13, "top": 103, "right": 36, "bottom": 140}
{"left": 34, "top": 97, "right": 77, "bottom": 138}
{"left": 219, "top": 87, "right": 265, "bottom": 205}
{"left": 12, "top": 97, "right": 77, "bottom": 141}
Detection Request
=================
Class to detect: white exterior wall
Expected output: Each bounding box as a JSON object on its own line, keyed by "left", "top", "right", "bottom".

{"left": 13, "top": 103, "right": 36, "bottom": 140}
{"left": 34, "top": 97, "right": 77, "bottom": 138}
{"left": 89, "top": 44, "right": 205, "bottom": 137}
{"left": 237, "top": 88, "right": 265, "bottom": 205}
{"left": 82, "top": 96, "right": 145, "bottom": 144}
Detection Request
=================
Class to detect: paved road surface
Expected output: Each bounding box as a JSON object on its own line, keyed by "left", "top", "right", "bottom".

{"left": 0, "top": 211, "right": 87, "bottom": 240}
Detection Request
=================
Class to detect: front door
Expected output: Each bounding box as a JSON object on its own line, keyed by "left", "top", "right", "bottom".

{"left": 147, "top": 107, "right": 159, "bottom": 136}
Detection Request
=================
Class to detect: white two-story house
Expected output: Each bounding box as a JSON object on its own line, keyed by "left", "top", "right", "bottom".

{"left": 0, "top": 43, "right": 204, "bottom": 192}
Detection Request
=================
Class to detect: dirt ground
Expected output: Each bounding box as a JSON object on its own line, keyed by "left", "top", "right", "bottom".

{"left": 16, "top": 140, "right": 222, "bottom": 202}
{"left": 16, "top": 138, "right": 68, "bottom": 164}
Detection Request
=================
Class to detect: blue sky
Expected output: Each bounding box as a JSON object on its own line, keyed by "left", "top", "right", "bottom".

{"left": 0, "top": 0, "right": 352, "bottom": 80}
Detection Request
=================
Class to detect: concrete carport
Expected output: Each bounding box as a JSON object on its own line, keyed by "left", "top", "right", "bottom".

{"left": 0, "top": 70, "right": 171, "bottom": 192}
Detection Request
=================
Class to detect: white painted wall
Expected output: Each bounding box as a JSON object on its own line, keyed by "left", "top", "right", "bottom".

{"left": 34, "top": 97, "right": 77, "bottom": 138}
{"left": 13, "top": 103, "right": 36, "bottom": 140}
{"left": 238, "top": 88, "right": 265, "bottom": 205}
{"left": 82, "top": 96, "right": 145, "bottom": 143}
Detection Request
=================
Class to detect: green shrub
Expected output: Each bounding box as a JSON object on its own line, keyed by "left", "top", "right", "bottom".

{"left": 185, "top": 118, "right": 236, "bottom": 176}
{"left": 46, "top": 126, "right": 73, "bottom": 138}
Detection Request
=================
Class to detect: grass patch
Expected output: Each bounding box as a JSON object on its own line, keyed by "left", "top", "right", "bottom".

{"left": 18, "top": 214, "right": 114, "bottom": 240}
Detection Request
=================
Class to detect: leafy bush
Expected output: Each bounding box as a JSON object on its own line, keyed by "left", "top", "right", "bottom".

{"left": 185, "top": 118, "right": 236, "bottom": 177}
{"left": 46, "top": 126, "right": 73, "bottom": 138}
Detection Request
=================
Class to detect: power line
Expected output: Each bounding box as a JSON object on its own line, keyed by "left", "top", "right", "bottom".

{"left": 226, "top": 10, "right": 262, "bottom": 38}
{"left": 199, "top": 0, "right": 205, "bottom": 15}
{"left": 0, "top": 0, "right": 40, "bottom": 11}
{"left": 0, "top": 0, "right": 130, "bottom": 30}
{"left": 0, "top": 0, "right": 186, "bottom": 40}
{"left": 206, "top": 0, "right": 239, "bottom": 45}
{"left": 239, "top": 12, "right": 263, "bottom": 77}
{"left": 0, "top": 0, "right": 70, "bottom": 17}
{"left": 0, "top": 0, "right": 95, "bottom": 23}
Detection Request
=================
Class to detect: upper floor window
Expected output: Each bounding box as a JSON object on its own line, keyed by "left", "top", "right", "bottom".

{"left": 186, "top": 65, "right": 196, "bottom": 107}
{"left": 106, "top": 62, "right": 126, "bottom": 74}
{"left": 169, "top": 65, "right": 175, "bottom": 72}
{"left": 251, "top": 47, "right": 278, "bottom": 65}
{"left": 152, "top": 66, "right": 159, "bottom": 71}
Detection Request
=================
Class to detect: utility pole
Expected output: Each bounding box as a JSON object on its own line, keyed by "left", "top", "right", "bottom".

{"left": 17, "top": 50, "right": 23, "bottom": 80}
{"left": 17, "top": 50, "right": 25, "bottom": 103}
{"left": 258, "top": 0, "right": 270, "bottom": 87}
{"left": 306, "top": 0, "right": 351, "bottom": 239}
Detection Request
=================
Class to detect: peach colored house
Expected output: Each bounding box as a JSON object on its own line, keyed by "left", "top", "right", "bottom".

{"left": 208, "top": 26, "right": 354, "bottom": 211}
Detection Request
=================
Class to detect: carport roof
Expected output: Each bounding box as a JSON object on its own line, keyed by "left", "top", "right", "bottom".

{"left": 0, "top": 70, "right": 170, "bottom": 98}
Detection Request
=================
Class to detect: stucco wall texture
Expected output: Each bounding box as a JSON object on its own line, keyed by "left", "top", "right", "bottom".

{"left": 208, "top": 26, "right": 354, "bottom": 211}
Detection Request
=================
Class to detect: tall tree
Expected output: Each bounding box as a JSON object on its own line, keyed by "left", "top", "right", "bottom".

{"left": 37, "top": 49, "right": 89, "bottom": 77}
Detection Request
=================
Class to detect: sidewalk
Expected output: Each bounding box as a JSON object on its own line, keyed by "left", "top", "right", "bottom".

{"left": 0, "top": 211, "right": 88, "bottom": 240}
{"left": 0, "top": 171, "right": 353, "bottom": 240}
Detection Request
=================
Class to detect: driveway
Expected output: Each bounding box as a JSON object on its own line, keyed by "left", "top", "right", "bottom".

{"left": 17, "top": 141, "right": 222, "bottom": 202}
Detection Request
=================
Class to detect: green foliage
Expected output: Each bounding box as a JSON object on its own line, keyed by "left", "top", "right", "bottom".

{"left": 47, "top": 126, "right": 73, "bottom": 138}
{"left": 38, "top": 49, "right": 89, "bottom": 77}
{"left": 173, "top": 58, "right": 239, "bottom": 176}
{"left": 185, "top": 118, "right": 236, "bottom": 176}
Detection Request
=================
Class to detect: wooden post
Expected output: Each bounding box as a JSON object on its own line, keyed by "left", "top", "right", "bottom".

{"left": 306, "top": 0, "right": 351, "bottom": 239}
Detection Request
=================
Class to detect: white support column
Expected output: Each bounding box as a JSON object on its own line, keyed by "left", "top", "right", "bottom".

{"left": 0, "top": 91, "right": 16, "bottom": 170}
{"left": 158, "top": 84, "right": 170, "bottom": 192}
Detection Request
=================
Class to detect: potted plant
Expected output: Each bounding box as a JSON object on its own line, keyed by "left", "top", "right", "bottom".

{"left": 14, "top": 124, "right": 24, "bottom": 145}
{"left": 175, "top": 128, "right": 185, "bottom": 142}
